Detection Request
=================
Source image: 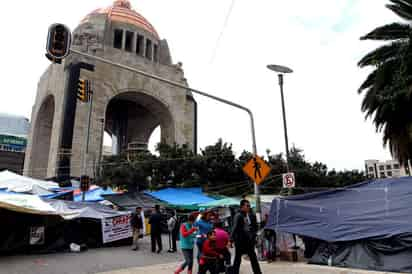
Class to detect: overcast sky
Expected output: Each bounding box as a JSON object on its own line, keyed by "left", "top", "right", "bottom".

{"left": 0, "top": 0, "right": 400, "bottom": 171}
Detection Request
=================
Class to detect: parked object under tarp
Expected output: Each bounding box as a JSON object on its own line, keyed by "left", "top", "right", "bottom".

{"left": 265, "top": 176, "right": 412, "bottom": 273}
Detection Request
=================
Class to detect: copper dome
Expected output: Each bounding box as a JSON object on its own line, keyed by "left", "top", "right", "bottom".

{"left": 82, "top": 0, "right": 159, "bottom": 39}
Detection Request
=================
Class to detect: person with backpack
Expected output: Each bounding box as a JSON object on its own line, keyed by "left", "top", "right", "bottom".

{"left": 174, "top": 213, "right": 198, "bottom": 274}
{"left": 167, "top": 211, "right": 179, "bottom": 253}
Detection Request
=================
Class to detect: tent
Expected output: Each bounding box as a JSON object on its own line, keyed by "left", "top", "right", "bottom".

{"left": 0, "top": 170, "right": 58, "bottom": 193}
{"left": 198, "top": 197, "right": 241, "bottom": 208}
{"left": 145, "top": 187, "right": 215, "bottom": 209}
{"left": 102, "top": 192, "right": 161, "bottom": 210}
{"left": 0, "top": 192, "right": 132, "bottom": 255}
{"left": 266, "top": 177, "right": 412, "bottom": 273}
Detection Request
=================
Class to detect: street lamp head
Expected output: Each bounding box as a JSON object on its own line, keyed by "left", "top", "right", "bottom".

{"left": 267, "top": 64, "right": 293, "bottom": 74}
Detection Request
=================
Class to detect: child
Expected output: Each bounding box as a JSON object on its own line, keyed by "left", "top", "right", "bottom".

{"left": 198, "top": 231, "right": 223, "bottom": 274}
{"left": 174, "top": 214, "right": 198, "bottom": 274}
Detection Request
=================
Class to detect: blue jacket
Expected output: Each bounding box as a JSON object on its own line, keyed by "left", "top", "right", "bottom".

{"left": 195, "top": 219, "right": 213, "bottom": 243}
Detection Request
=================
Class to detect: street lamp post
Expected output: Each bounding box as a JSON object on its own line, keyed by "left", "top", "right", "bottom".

{"left": 267, "top": 64, "right": 293, "bottom": 172}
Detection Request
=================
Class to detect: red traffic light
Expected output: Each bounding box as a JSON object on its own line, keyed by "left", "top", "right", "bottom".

{"left": 46, "top": 23, "right": 71, "bottom": 61}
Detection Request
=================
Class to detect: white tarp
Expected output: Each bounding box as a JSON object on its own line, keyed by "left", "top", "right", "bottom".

{"left": 47, "top": 200, "right": 130, "bottom": 220}
{"left": 0, "top": 170, "right": 58, "bottom": 193}
{"left": 0, "top": 193, "right": 57, "bottom": 215}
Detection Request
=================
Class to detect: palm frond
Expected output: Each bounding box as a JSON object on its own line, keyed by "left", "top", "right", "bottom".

{"left": 360, "top": 23, "right": 411, "bottom": 40}
{"left": 358, "top": 70, "right": 377, "bottom": 93}
{"left": 358, "top": 41, "right": 404, "bottom": 67}
{"left": 387, "top": 0, "right": 412, "bottom": 21}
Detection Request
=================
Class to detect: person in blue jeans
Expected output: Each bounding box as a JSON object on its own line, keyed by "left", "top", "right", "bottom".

{"left": 174, "top": 213, "right": 198, "bottom": 274}
{"left": 195, "top": 211, "right": 213, "bottom": 262}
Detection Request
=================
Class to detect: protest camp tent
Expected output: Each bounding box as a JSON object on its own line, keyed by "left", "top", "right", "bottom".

{"left": 102, "top": 192, "right": 161, "bottom": 210}
{"left": 198, "top": 197, "right": 242, "bottom": 208}
{"left": 145, "top": 187, "right": 215, "bottom": 210}
{"left": 266, "top": 176, "right": 412, "bottom": 273}
{"left": 0, "top": 192, "right": 130, "bottom": 255}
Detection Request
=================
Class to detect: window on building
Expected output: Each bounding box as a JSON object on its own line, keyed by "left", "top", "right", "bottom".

{"left": 153, "top": 44, "right": 158, "bottom": 62}
{"left": 393, "top": 164, "right": 400, "bottom": 169}
{"left": 136, "top": 34, "right": 144, "bottom": 55}
{"left": 125, "top": 31, "right": 134, "bottom": 52}
{"left": 386, "top": 164, "right": 392, "bottom": 170}
{"left": 368, "top": 167, "right": 374, "bottom": 172}
{"left": 113, "top": 29, "right": 123, "bottom": 49}
{"left": 379, "top": 165, "right": 384, "bottom": 171}
{"left": 145, "top": 39, "right": 152, "bottom": 60}
{"left": 387, "top": 171, "right": 393, "bottom": 177}
{"left": 380, "top": 172, "right": 386, "bottom": 178}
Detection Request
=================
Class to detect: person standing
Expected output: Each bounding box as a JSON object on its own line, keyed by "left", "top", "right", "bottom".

{"left": 167, "top": 211, "right": 179, "bottom": 253}
{"left": 230, "top": 200, "right": 262, "bottom": 274}
{"left": 195, "top": 211, "right": 213, "bottom": 262}
{"left": 174, "top": 213, "right": 198, "bottom": 274}
{"left": 149, "top": 204, "right": 163, "bottom": 253}
{"left": 131, "top": 207, "right": 144, "bottom": 251}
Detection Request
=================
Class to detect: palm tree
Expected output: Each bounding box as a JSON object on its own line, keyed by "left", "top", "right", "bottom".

{"left": 358, "top": 0, "right": 412, "bottom": 165}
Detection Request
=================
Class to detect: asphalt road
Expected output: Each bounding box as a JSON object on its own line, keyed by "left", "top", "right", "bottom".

{"left": 0, "top": 235, "right": 180, "bottom": 274}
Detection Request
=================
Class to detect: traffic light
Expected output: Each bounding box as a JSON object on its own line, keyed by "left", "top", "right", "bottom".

{"left": 80, "top": 175, "right": 90, "bottom": 192}
{"left": 46, "top": 23, "right": 71, "bottom": 62}
{"left": 77, "top": 79, "right": 89, "bottom": 102}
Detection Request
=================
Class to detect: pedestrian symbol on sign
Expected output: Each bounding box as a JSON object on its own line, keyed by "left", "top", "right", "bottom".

{"left": 253, "top": 157, "right": 262, "bottom": 179}
{"left": 242, "top": 155, "right": 271, "bottom": 185}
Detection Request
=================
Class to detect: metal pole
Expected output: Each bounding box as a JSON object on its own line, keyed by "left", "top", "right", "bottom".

{"left": 278, "top": 74, "right": 290, "bottom": 172}
{"left": 97, "top": 118, "right": 105, "bottom": 178}
{"left": 69, "top": 48, "right": 262, "bottom": 215}
{"left": 82, "top": 83, "right": 93, "bottom": 201}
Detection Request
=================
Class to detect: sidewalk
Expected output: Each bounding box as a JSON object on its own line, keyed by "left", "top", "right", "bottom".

{"left": 97, "top": 261, "right": 402, "bottom": 274}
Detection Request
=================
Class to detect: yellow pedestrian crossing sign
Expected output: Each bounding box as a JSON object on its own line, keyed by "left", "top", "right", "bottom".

{"left": 243, "top": 155, "right": 271, "bottom": 185}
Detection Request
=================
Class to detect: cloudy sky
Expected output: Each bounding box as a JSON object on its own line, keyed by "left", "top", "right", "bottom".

{"left": 0, "top": 0, "right": 400, "bottom": 171}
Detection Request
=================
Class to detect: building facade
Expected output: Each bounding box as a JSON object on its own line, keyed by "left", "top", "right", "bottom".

{"left": 24, "top": 0, "right": 197, "bottom": 179}
{"left": 0, "top": 113, "right": 30, "bottom": 174}
{"left": 365, "top": 159, "right": 411, "bottom": 179}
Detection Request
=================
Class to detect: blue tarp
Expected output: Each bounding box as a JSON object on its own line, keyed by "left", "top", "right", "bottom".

{"left": 145, "top": 187, "right": 215, "bottom": 206}
{"left": 74, "top": 187, "right": 118, "bottom": 202}
{"left": 41, "top": 191, "right": 73, "bottom": 200}
{"left": 266, "top": 177, "right": 412, "bottom": 242}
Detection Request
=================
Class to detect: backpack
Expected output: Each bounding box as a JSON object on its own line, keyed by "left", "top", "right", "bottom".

{"left": 167, "top": 216, "right": 177, "bottom": 232}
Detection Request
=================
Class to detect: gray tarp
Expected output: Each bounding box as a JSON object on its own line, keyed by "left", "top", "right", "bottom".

{"left": 46, "top": 199, "right": 130, "bottom": 220}
{"left": 266, "top": 177, "right": 412, "bottom": 242}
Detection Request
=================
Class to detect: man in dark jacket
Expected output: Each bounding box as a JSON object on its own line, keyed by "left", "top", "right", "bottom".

{"left": 149, "top": 204, "right": 163, "bottom": 253}
{"left": 131, "top": 207, "right": 144, "bottom": 251}
{"left": 230, "top": 200, "right": 262, "bottom": 274}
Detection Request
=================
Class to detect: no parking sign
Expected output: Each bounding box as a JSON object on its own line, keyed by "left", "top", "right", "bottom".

{"left": 282, "top": 172, "right": 295, "bottom": 188}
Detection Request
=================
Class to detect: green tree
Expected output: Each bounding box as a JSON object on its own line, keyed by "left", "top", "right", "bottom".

{"left": 358, "top": 0, "right": 412, "bottom": 165}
